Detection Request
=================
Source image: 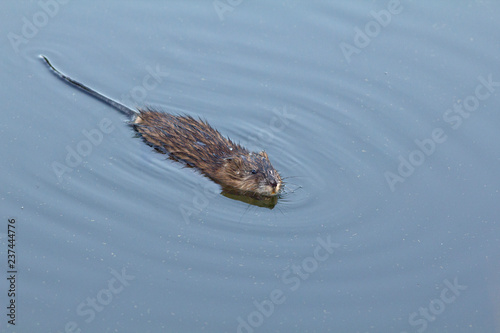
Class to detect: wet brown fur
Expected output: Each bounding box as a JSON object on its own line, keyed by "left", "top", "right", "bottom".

{"left": 133, "top": 108, "right": 282, "bottom": 196}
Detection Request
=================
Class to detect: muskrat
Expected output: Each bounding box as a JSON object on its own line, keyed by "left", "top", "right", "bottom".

{"left": 40, "top": 56, "right": 282, "bottom": 197}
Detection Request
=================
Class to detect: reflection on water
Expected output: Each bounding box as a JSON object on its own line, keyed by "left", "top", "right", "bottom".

{"left": 221, "top": 188, "right": 279, "bottom": 209}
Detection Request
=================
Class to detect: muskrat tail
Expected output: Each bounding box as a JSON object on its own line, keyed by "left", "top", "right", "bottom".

{"left": 39, "top": 55, "right": 137, "bottom": 118}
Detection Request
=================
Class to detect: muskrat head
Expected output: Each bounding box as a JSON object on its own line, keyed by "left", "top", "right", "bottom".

{"left": 222, "top": 151, "right": 282, "bottom": 197}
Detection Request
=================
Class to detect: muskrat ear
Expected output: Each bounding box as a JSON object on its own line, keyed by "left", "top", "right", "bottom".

{"left": 258, "top": 151, "right": 269, "bottom": 159}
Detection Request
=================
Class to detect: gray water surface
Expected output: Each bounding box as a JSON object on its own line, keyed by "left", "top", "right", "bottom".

{"left": 1, "top": 1, "right": 499, "bottom": 332}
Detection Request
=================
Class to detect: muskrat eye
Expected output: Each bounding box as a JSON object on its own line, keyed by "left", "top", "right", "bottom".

{"left": 251, "top": 169, "right": 257, "bottom": 174}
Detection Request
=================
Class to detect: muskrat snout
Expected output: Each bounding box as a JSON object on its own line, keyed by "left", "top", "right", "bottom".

{"left": 250, "top": 154, "right": 283, "bottom": 197}
{"left": 220, "top": 152, "right": 282, "bottom": 197}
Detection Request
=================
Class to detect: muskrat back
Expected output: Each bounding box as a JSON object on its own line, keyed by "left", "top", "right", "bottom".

{"left": 41, "top": 56, "right": 283, "bottom": 197}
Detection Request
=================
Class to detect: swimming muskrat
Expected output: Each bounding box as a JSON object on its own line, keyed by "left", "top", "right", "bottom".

{"left": 40, "top": 56, "right": 282, "bottom": 198}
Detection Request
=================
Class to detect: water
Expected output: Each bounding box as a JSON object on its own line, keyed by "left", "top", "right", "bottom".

{"left": 1, "top": 1, "right": 499, "bottom": 332}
